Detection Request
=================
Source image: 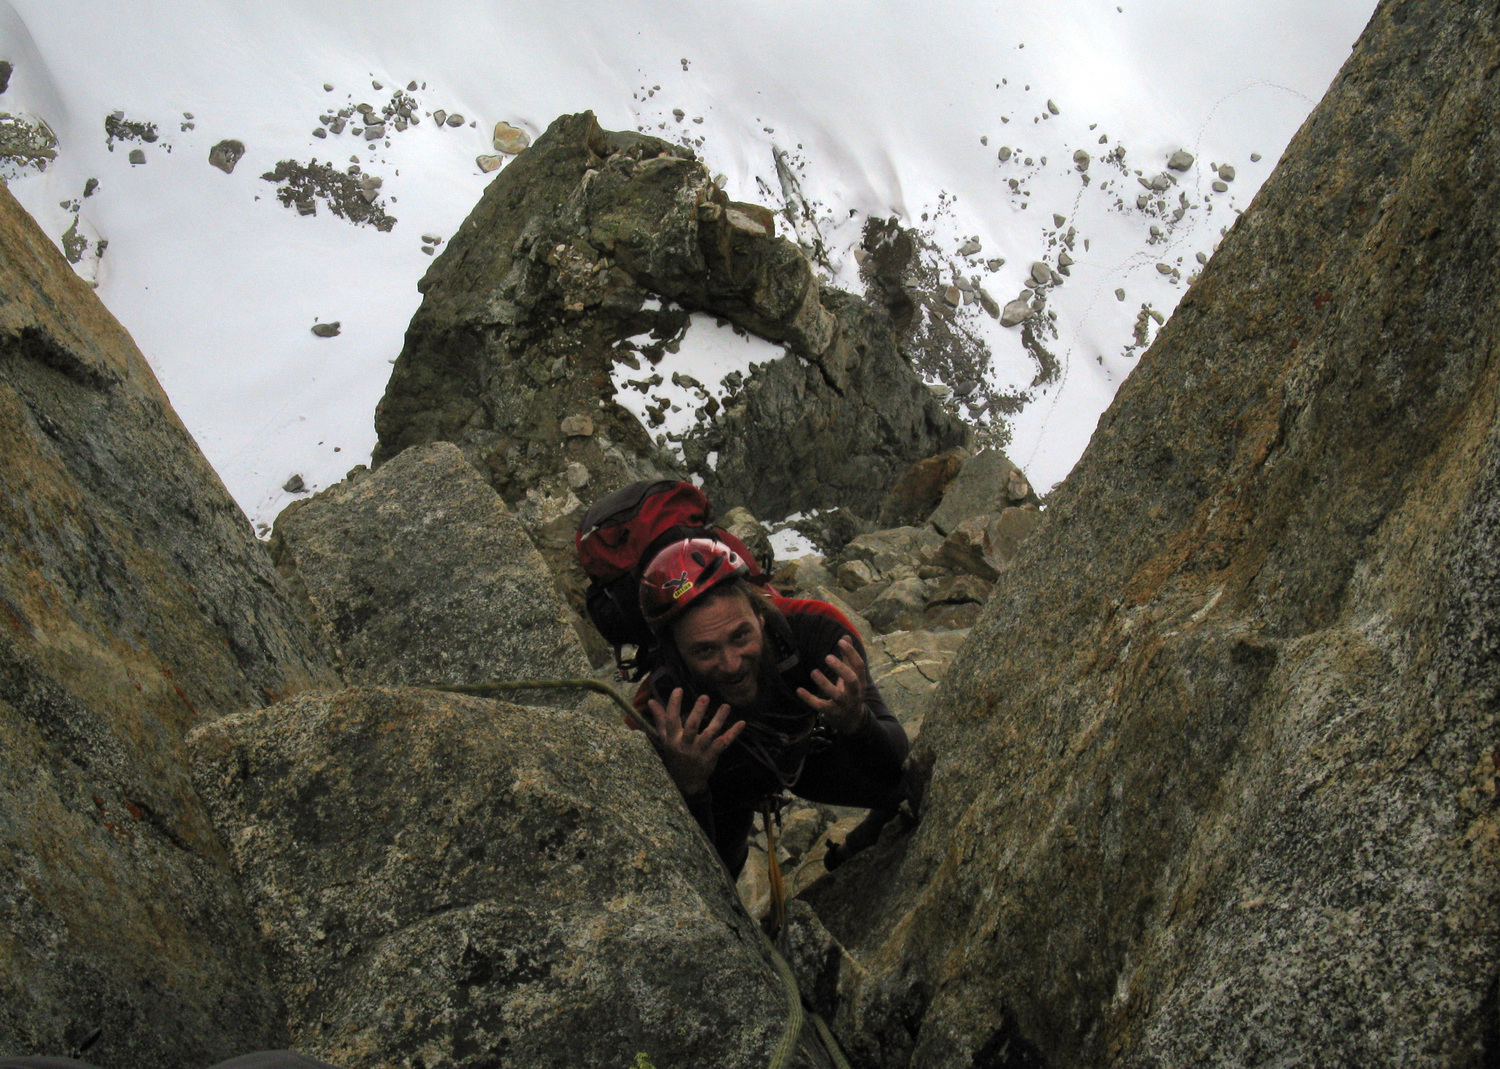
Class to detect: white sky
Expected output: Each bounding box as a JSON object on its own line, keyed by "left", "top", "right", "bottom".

{"left": 2, "top": 0, "right": 1377, "bottom": 529}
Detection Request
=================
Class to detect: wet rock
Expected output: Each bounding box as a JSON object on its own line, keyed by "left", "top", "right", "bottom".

{"left": 446, "top": 112, "right": 464, "bottom": 127}
{"left": 311, "top": 321, "right": 341, "bottom": 337}
{"left": 1218, "top": 163, "right": 1236, "bottom": 181}
{"left": 1167, "top": 149, "right": 1195, "bottom": 171}
{"left": 493, "top": 120, "right": 531, "bottom": 154}
{"left": 128, "top": 148, "right": 146, "bottom": 165}
{"left": 1212, "top": 179, "right": 1229, "bottom": 192}
{"left": 282, "top": 474, "right": 306, "bottom": 493}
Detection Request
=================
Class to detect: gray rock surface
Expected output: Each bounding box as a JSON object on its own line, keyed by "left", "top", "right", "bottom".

{"left": 270, "top": 442, "right": 589, "bottom": 697}
{"left": 208, "top": 139, "right": 245, "bottom": 173}
{"left": 1000, "top": 297, "right": 1032, "bottom": 327}
{"left": 188, "top": 685, "right": 833, "bottom": 1069}
{"left": 0, "top": 112, "right": 57, "bottom": 171}
{"left": 492, "top": 120, "right": 531, "bottom": 154}
{"left": 372, "top": 111, "right": 965, "bottom": 542}
{"left": 810, "top": 2, "right": 1500, "bottom": 1064}
{"left": 926, "top": 448, "right": 1039, "bottom": 535}
{"left": 0, "top": 182, "right": 338, "bottom": 1065}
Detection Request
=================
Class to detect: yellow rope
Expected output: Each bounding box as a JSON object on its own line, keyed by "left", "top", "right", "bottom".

{"left": 762, "top": 799, "right": 788, "bottom": 937}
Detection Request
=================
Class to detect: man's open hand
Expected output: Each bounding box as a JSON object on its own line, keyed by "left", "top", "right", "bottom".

{"left": 647, "top": 688, "right": 746, "bottom": 797}
{"left": 797, "top": 636, "right": 869, "bottom": 734}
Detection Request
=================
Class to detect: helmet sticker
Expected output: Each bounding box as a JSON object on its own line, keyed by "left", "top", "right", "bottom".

{"left": 665, "top": 572, "right": 695, "bottom": 600}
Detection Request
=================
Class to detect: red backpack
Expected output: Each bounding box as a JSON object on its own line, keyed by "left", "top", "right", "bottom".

{"left": 576, "top": 480, "right": 765, "bottom": 677}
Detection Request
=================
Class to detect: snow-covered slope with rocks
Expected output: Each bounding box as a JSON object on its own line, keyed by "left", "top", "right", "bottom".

{"left": 0, "top": 0, "right": 1377, "bottom": 531}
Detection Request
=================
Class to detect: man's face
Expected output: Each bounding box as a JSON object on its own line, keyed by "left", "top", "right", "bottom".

{"left": 672, "top": 591, "right": 765, "bottom": 707}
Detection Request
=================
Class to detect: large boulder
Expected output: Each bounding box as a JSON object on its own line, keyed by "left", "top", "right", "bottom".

{"left": 812, "top": 2, "right": 1500, "bottom": 1065}
{"left": 372, "top": 111, "right": 966, "bottom": 548}
{"left": 925, "top": 447, "right": 1038, "bottom": 536}
{"left": 187, "top": 686, "right": 835, "bottom": 1068}
{"left": 269, "top": 442, "right": 592, "bottom": 695}
{"left": 0, "top": 183, "right": 339, "bottom": 1064}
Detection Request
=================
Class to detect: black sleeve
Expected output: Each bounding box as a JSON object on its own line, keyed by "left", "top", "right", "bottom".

{"left": 848, "top": 673, "right": 909, "bottom": 770}
{"left": 683, "top": 786, "right": 717, "bottom": 844}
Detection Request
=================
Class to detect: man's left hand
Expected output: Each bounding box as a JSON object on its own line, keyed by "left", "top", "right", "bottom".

{"left": 797, "top": 636, "right": 869, "bottom": 734}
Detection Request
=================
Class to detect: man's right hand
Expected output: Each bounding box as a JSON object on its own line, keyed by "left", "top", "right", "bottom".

{"left": 647, "top": 688, "right": 746, "bottom": 797}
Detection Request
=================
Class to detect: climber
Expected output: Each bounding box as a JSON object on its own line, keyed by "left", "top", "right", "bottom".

{"left": 634, "top": 537, "right": 914, "bottom": 876}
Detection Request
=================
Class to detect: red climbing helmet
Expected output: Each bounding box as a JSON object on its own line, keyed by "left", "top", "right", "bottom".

{"left": 638, "top": 537, "right": 751, "bottom": 634}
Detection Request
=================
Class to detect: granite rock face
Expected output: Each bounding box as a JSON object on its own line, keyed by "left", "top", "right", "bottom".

{"left": 372, "top": 111, "right": 966, "bottom": 538}
{"left": 188, "top": 686, "right": 832, "bottom": 1069}
{"left": 812, "top": 2, "right": 1500, "bottom": 1065}
{"left": 0, "top": 183, "right": 339, "bottom": 1064}
{"left": 269, "top": 442, "right": 590, "bottom": 697}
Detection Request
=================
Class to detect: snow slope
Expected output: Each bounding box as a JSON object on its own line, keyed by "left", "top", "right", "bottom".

{"left": 2, "top": 0, "right": 1377, "bottom": 531}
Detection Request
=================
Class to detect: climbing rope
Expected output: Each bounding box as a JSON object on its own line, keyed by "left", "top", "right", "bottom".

{"left": 433, "top": 678, "right": 659, "bottom": 740}
{"left": 762, "top": 797, "right": 789, "bottom": 938}
{"left": 429, "top": 677, "right": 852, "bottom": 1068}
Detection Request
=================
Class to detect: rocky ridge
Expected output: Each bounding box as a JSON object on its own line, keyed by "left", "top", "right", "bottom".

{"left": 801, "top": 1, "right": 1500, "bottom": 1065}
{"left": 4, "top": 2, "right": 1499, "bottom": 1064}
{"left": 0, "top": 180, "right": 340, "bottom": 1066}
{"left": 370, "top": 111, "right": 969, "bottom": 564}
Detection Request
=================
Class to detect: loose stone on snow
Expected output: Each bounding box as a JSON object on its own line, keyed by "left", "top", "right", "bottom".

{"left": 492, "top": 121, "right": 531, "bottom": 154}
{"left": 208, "top": 139, "right": 245, "bottom": 174}
{"left": 1001, "top": 297, "right": 1033, "bottom": 327}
